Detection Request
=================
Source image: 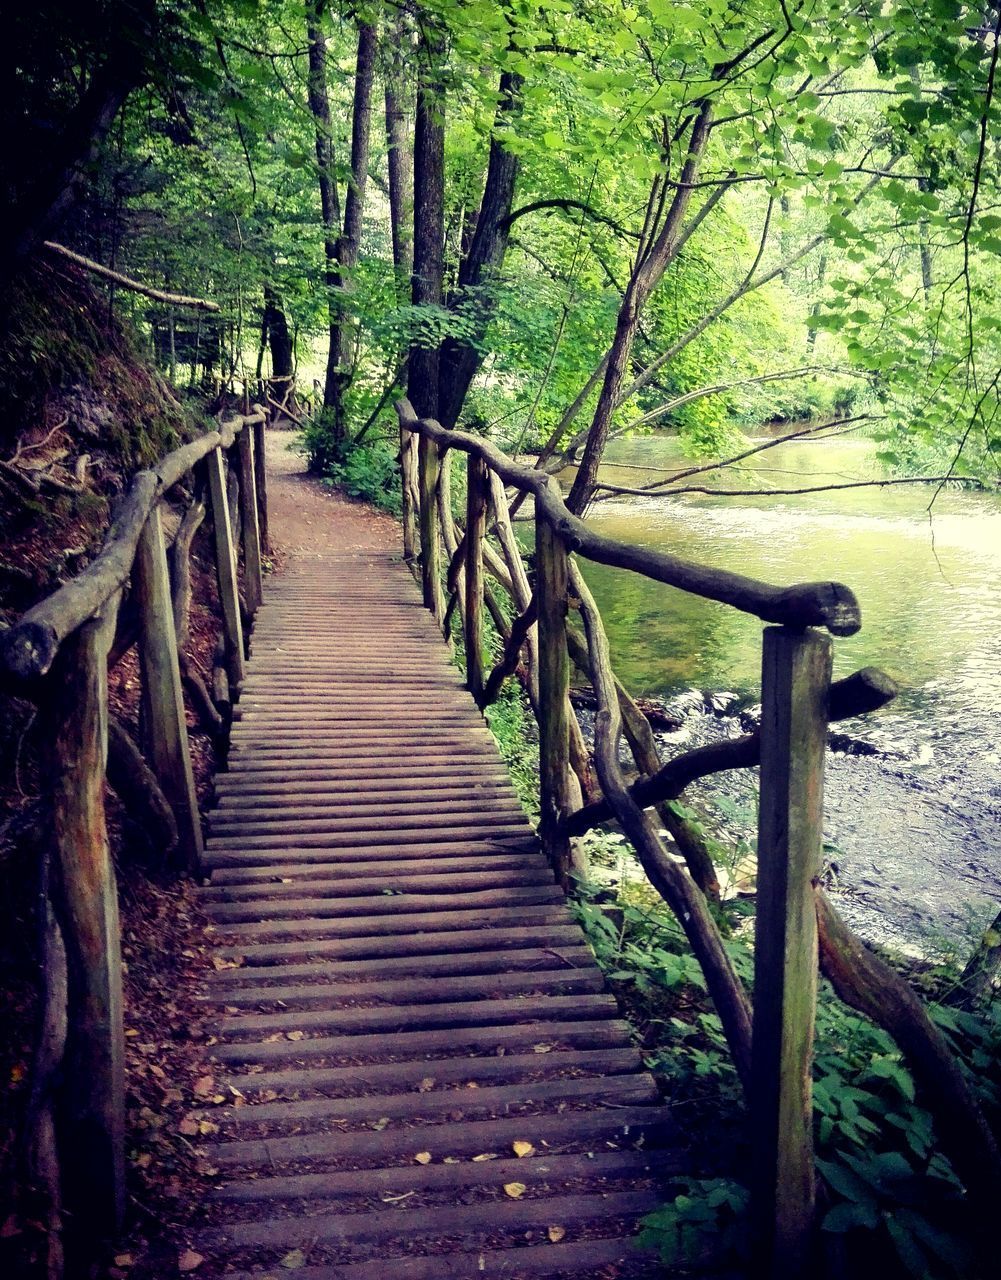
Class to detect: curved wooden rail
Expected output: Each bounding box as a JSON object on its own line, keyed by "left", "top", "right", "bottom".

{"left": 3, "top": 401, "right": 270, "bottom": 1249}
{"left": 394, "top": 395, "right": 899, "bottom": 1276}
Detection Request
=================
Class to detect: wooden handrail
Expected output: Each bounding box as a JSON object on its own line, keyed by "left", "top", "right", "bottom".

{"left": 396, "top": 397, "right": 862, "bottom": 636}
{"left": 0, "top": 410, "right": 264, "bottom": 682}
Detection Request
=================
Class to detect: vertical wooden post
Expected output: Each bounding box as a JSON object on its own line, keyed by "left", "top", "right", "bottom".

{"left": 206, "top": 447, "right": 245, "bottom": 690}
{"left": 252, "top": 412, "right": 270, "bottom": 555}
{"left": 47, "top": 602, "right": 125, "bottom": 1244}
{"left": 535, "top": 512, "right": 573, "bottom": 884}
{"left": 400, "top": 422, "right": 418, "bottom": 568}
{"left": 237, "top": 423, "right": 264, "bottom": 615}
{"left": 417, "top": 433, "right": 444, "bottom": 624}
{"left": 752, "top": 625, "right": 832, "bottom": 1278}
{"left": 464, "top": 454, "right": 489, "bottom": 704}
{"left": 134, "top": 504, "right": 204, "bottom": 873}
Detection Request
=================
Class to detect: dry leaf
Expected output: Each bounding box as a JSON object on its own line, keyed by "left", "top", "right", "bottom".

{"left": 113, "top": 1254, "right": 134, "bottom": 1267}
{"left": 280, "top": 1248, "right": 306, "bottom": 1269}
{"left": 371, "top": 1117, "right": 391, "bottom": 1131}
{"left": 192, "top": 1076, "right": 215, "bottom": 1097}
{"left": 471, "top": 1153, "right": 497, "bottom": 1162}
{"left": 532, "top": 1043, "right": 552, "bottom": 1054}
{"left": 414, "top": 1152, "right": 432, "bottom": 1165}
{"left": 178, "top": 1249, "right": 204, "bottom": 1272}
{"left": 417, "top": 1077, "right": 435, "bottom": 1092}
{"left": 547, "top": 1225, "right": 566, "bottom": 1243}
{"left": 503, "top": 1182, "right": 527, "bottom": 1199}
{"left": 197, "top": 1119, "right": 219, "bottom": 1136}
{"left": 512, "top": 1140, "right": 534, "bottom": 1158}
{"left": 286, "top": 1030, "right": 305, "bottom": 1042}
{"left": 178, "top": 1117, "right": 200, "bottom": 1137}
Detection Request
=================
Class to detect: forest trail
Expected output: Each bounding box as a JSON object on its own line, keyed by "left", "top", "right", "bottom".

{"left": 187, "top": 441, "right": 677, "bottom": 1277}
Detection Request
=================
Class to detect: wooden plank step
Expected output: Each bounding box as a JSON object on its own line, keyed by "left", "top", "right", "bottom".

{"left": 215, "top": 765, "right": 513, "bottom": 788}
{"left": 200, "top": 871, "right": 552, "bottom": 909}
{"left": 219, "top": 1046, "right": 642, "bottom": 1098}
{"left": 209, "top": 1019, "right": 635, "bottom": 1066}
{"left": 209, "top": 1147, "right": 672, "bottom": 1204}
{"left": 197, "top": 1189, "right": 661, "bottom": 1254}
{"left": 208, "top": 1073, "right": 658, "bottom": 1132}
{"left": 212, "top": 773, "right": 514, "bottom": 796}
{"left": 198, "top": 965, "right": 603, "bottom": 1009}
{"left": 207, "top": 926, "right": 588, "bottom": 970}
{"left": 210, "top": 796, "right": 525, "bottom": 822}
{"left": 221, "top": 1234, "right": 659, "bottom": 1279}
{"left": 201, "top": 859, "right": 545, "bottom": 895}
{"left": 207, "top": 903, "right": 570, "bottom": 941}
{"left": 210, "top": 992, "right": 619, "bottom": 1040}
{"left": 213, "top": 921, "right": 582, "bottom": 964}
{"left": 207, "top": 812, "right": 531, "bottom": 839}
{"left": 204, "top": 823, "right": 536, "bottom": 853}
{"left": 204, "top": 840, "right": 540, "bottom": 870}
{"left": 203, "top": 1106, "right": 668, "bottom": 1169}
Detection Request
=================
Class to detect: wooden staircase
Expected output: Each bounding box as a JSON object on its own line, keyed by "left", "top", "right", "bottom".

{"left": 192, "top": 552, "right": 679, "bottom": 1277}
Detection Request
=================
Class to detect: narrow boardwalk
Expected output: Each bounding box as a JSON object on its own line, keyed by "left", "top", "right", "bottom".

{"left": 193, "top": 548, "right": 677, "bottom": 1277}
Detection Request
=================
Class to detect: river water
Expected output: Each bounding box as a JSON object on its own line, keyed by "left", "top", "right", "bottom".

{"left": 575, "top": 431, "right": 1001, "bottom": 954}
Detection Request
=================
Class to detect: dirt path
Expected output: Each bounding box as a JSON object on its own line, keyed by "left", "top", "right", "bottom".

{"left": 265, "top": 431, "right": 397, "bottom": 556}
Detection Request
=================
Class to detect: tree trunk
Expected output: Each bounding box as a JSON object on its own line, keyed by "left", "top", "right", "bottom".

{"left": 437, "top": 71, "right": 523, "bottom": 429}
{"left": 384, "top": 29, "right": 415, "bottom": 293}
{"left": 567, "top": 103, "right": 714, "bottom": 514}
{"left": 408, "top": 26, "right": 446, "bottom": 421}
{"left": 324, "top": 21, "right": 377, "bottom": 434}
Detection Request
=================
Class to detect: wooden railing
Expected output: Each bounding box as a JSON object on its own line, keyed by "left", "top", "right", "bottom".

{"left": 394, "top": 396, "right": 896, "bottom": 1276}
{"left": 0, "top": 401, "right": 270, "bottom": 1248}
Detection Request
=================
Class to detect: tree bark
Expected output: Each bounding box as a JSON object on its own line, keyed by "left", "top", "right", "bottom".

{"left": 384, "top": 27, "right": 414, "bottom": 292}
{"left": 437, "top": 71, "right": 523, "bottom": 429}
{"left": 324, "top": 21, "right": 377, "bottom": 433}
{"left": 408, "top": 26, "right": 446, "bottom": 421}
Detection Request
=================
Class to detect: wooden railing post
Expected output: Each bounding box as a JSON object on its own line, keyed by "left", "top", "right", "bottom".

{"left": 252, "top": 410, "right": 270, "bottom": 556}
{"left": 237, "top": 421, "right": 264, "bottom": 615}
{"left": 205, "top": 446, "right": 245, "bottom": 691}
{"left": 46, "top": 602, "right": 125, "bottom": 1246}
{"left": 535, "top": 511, "right": 574, "bottom": 884}
{"left": 400, "top": 421, "right": 418, "bottom": 568}
{"left": 417, "top": 434, "right": 445, "bottom": 623}
{"left": 752, "top": 625, "right": 832, "bottom": 1277}
{"left": 134, "top": 504, "right": 204, "bottom": 873}
{"left": 464, "top": 454, "right": 489, "bottom": 704}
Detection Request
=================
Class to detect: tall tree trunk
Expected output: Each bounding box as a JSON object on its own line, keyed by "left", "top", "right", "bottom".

{"left": 305, "top": 0, "right": 341, "bottom": 440}
{"left": 262, "top": 286, "right": 293, "bottom": 381}
{"left": 566, "top": 103, "right": 714, "bottom": 514}
{"left": 437, "top": 71, "right": 523, "bottom": 429}
{"left": 384, "top": 27, "right": 414, "bottom": 295}
{"left": 408, "top": 26, "right": 446, "bottom": 421}
{"left": 324, "top": 21, "right": 377, "bottom": 436}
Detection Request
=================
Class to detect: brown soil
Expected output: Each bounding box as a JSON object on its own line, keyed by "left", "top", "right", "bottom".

{"left": 265, "top": 433, "right": 398, "bottom": 555}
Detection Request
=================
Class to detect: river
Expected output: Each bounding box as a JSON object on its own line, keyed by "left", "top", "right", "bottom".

{"left": 575, "top": 429, "right": 1001, "bottom": 955}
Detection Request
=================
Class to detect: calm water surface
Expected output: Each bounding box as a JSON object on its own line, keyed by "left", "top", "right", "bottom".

{"left": 579, "top": 433, "right": 1001, "bottom": 713}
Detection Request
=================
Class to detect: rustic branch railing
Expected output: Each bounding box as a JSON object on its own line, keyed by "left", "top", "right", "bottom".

{"left": 0, "top": 404, "right": 269, "bottom": 1250}
{"left": 391, "top": 395, "right": 1000, "bottom": 1277}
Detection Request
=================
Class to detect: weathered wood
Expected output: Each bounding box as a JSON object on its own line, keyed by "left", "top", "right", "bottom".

{"left": 396, "top": 398, "right": 861, "bottom": 636}
{"left": 134, "top": 504, "right": 204, "bottom": 873}
{"left": 106, "top": 715, "right": 178, "bottom": 859}
{"left": 751, "top": 626, "right": 832, "bottom": 1279}
{"left": 44, "top": 603, "right": 125, "bottom": 1243}
{"left": 815, "top": 888, "right": 1001, "bottom": 1228}
{"left": 400, "top": 422, "right": 418, "bottom": 569}
{"left": 535, "top": 516, "right": 575, "bottom": 884}
{"left": 463, "top": 454, "right": 489, "bottom": 704}
{"left": 567, "top": 665, "right": 899, "bottom": 836}
{"left": 417, "top": 434, "right": 444, "bottom": 623}
{"left": 206, "top": 447, "right": 245, "bottom": 689}
{"left": 237, "top": 420, "right": 264, "bottom": 615}
{"left": 43, "top": 241, "right": 220, "bottom": 310}
{"left": 573, "top": 562, "right": 753, "bottom": 1089}
{"left": 252, "top": 413, "right": 270, "bottom": 555}
{"left": 486, "top": 470, "right": 539, "bottom": 705}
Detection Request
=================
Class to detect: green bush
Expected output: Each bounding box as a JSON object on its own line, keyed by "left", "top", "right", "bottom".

{"left": 301, "top": 416, "right": 403, "bottom": 517}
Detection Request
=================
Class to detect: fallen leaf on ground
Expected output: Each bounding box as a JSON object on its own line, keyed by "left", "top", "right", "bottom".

{"left": 547, "top": 1225, "right": 566, "bottom": 1243}
{"left": 371, "top": 1117, "right": 391, "bottom": 1131}
{"left": 192, "top": 1075, "right": 215, "bottom": 1097}
{"left": 472, "top": 1153, "right": 497, "bottom": 1162}
{"left": 503, "top": 1182, "right": 527, "bottom": 1199}
{"left": 113, "top": 1254, "right": 135, "bottom": 1267}
{"left": 281, "top": 1248, "right": 306, "bottom": 1268}
{"left": 532, "top": 1043, "right": 552, "bottom": 1054}
{"left": 417, "top": 1077, "right": 435, "bottom": 1092}
{"left": 178, "top": 1249, "right": 204, "bottom": 1272}
{"left": 414, "top": 1151, "right": 432, "bottom": 1164}
{"left": 178, "top": 1117, "right": 200, "bottom": 1137}
{"left": 286, "top": 1030, "right": 305, "bottom": 1042}
{"left": 512, "top": 1141, "right": 534, "bottom": 1158}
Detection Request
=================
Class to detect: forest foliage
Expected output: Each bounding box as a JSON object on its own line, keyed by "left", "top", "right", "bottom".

{"left": 6, "top": 0, "right": 1001, "bottom": 499}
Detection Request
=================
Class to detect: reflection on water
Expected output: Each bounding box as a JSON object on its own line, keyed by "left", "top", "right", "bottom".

{"left": 578, "top": 433, "right": 1001, "bottom": 711}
